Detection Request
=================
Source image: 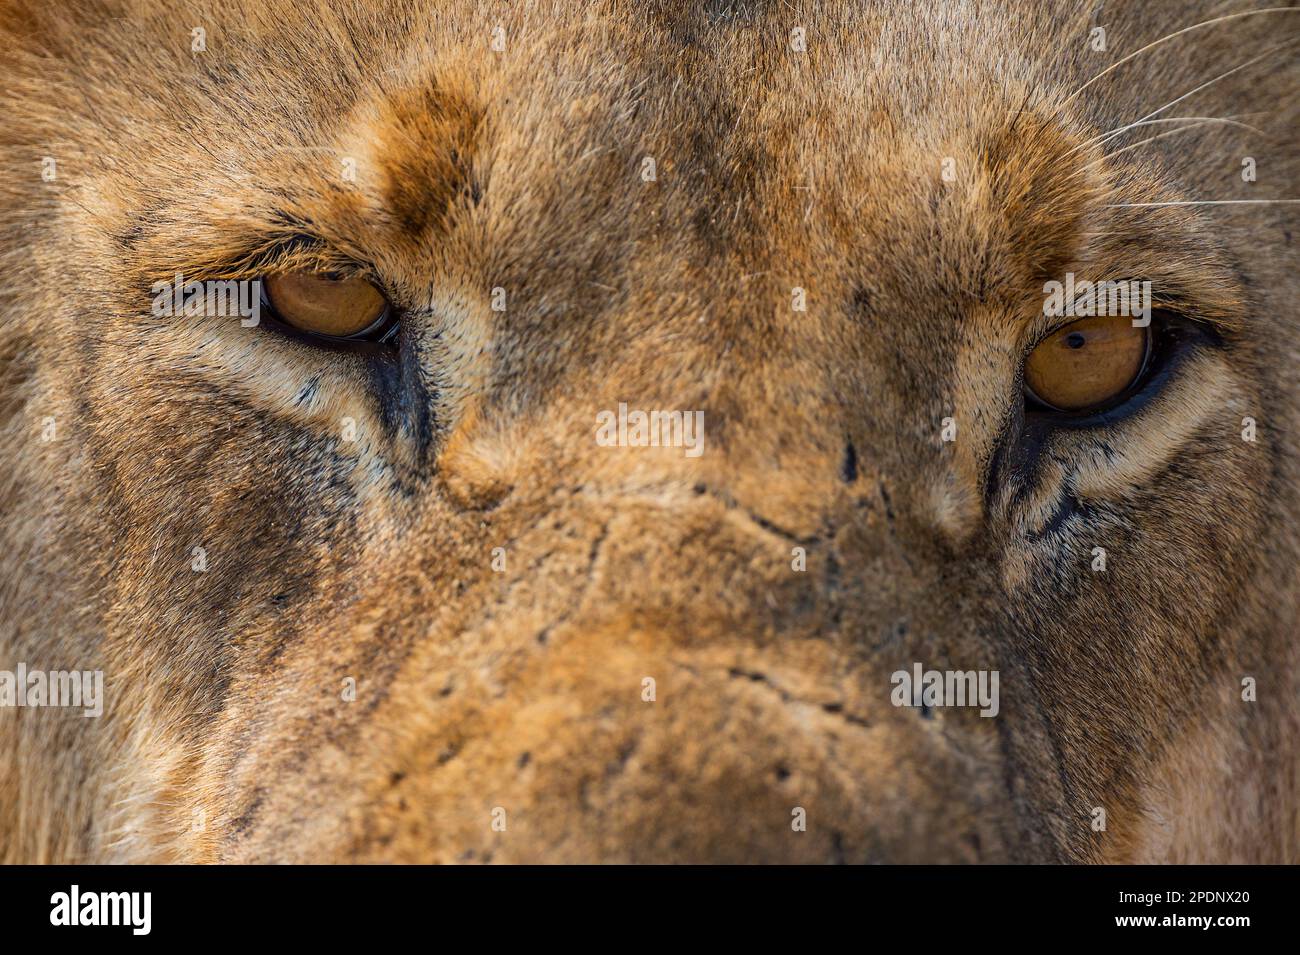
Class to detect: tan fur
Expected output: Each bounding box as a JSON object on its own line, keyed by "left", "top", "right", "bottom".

{"left": 1, "top": 0, "right": 1297, "bottom": 863}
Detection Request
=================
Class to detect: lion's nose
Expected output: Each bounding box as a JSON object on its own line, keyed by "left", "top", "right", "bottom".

{"left": 316, "top": 449, "right": 1026, "bottom": 863}
{"left": 353, "top": 619, "right": 1019, "bottom": 863}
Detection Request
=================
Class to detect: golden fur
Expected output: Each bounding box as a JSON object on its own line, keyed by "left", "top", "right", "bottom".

{"left": 1, "top": 0, "right": 1297, "bottom": 862}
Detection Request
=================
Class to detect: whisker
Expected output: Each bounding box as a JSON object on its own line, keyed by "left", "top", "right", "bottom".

{"left": 1065, "top": 41, "right": 1299, "bottom": 157}
{"left": 1089, "top": 113, "right": 1266, "bottom": 146}
{"left": 1082, "top": 116, "right": 1270, "bottom": 168}
{"left": 1061, "top": 6, "right": 1300, "bottom": 107}
{"left": 1105, "top": 200, "right": 1300, "bottom": 207}
{"left": 1112, "top": 114, "right": 1268, "bottom": 137}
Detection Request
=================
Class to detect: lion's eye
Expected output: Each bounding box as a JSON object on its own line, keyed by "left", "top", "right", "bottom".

{"left": 1023, "top": 316, "right": 1151, "bottom": 413}
{"left": 262, "top": 273, "right": 394, "bottom": 342}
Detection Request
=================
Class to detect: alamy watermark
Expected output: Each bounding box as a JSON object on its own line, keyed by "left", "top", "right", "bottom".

{"left": 595, "top": 402, "right": 705, "bottom": 458}
{"left": 150, "top": 272, "right": 261, "bottom": 326}
{"left": 1043, "top": 273, "right": 1152, "bottom": 327}
{"left": 891, "top": 662, "right": 999, "bottom": 717}
{"left": 50, "top": 885, "right": 150, "bottom": 935}
{"left": 0, "top": 663, "right": 103, "bottom": 717}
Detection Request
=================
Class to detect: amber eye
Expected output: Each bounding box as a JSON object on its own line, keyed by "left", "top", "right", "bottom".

{"left": 1024, "top": 316, "right": 1151, "bottom": 413}
{"left": 263, "top": 272, "right": 393, "bottom": 341}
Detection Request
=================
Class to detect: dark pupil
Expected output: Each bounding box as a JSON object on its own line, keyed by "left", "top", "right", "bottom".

{"left": 1065, "top": 332, "right": 1087, "bottom": 349}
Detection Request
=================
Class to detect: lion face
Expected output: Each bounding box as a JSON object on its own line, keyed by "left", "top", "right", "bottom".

{"left": 2, "top": 0, "right": 1297, "bottom": 863}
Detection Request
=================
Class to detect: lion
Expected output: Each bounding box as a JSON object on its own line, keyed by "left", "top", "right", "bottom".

{"left": 0, "top": 0, "right": 1296, "bottom": 864}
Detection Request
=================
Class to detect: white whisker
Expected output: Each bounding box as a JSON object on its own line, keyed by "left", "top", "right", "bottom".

{"left": 1112, "top": 115, "right": 1267, "bottom": 136}
{"left": 1062, "top": 6, "right": 1300, "bottom": 106}
{"left": 1065, "top": 42, "right": 1298, "bottom": 157}
{"left": 1083, "top": 117, "right": 1270, "bottom": 168}
{"left": 1106, "top": 200, "right": 1300, "bottom": 207}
